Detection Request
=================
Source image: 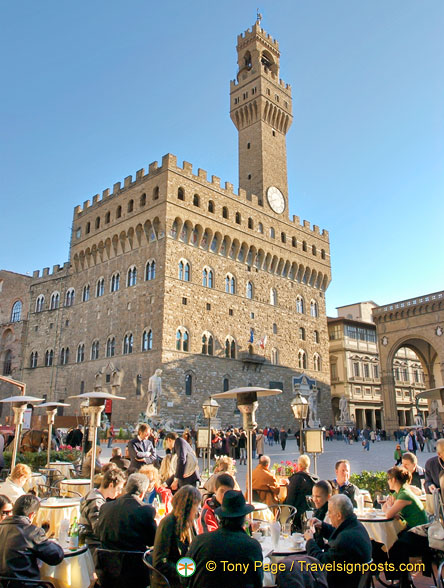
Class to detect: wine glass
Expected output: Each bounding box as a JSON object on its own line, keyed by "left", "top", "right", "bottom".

{"left": 281, "top": 522, "right": 291, "bottom": 539}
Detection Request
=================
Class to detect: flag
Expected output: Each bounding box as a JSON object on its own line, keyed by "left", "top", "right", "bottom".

{"left": 259, "top": 335, "right": 268, "bottom": 350}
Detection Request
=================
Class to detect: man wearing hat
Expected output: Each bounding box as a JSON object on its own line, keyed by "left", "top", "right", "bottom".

{"left": 187, "top": 490, "right": 263, "bottom": 588}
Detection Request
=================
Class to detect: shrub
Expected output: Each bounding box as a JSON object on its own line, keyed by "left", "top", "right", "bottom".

{"left": 3, "top": 449, "right": 81, "bottom": 472}
{"left": 350, "top": 470, "right": 388, "bottom": 500}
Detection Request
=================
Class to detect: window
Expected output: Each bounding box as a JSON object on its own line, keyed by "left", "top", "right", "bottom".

{"left": 314, "top": 330, "right": 320, "bottom": 343}
{"left": 201, "top": 334, "right": 214, "bottom": 355}
{"left": 145, "top": 260, "right": 156, "bottom": 281}
{"left": 313, "top": 353, "right": 321, "bottom": 371}
{"left": 82, "top": 285, "right": 90, "bottom": 302}
{"left": 152, "top": 187, "right": 159, "bottom": 201}
{"left": 182, "top": 297, "right": 187, "bottom": 305}
{"left": 222, "top": 206, "right": 228, "bottom": 219}
{"left": 298, "top": 350, "right": 307, "bottom": 369}
{"left": 35, "top": 295, "right": 45, "bottom": 312}
{"left": 45, "top": 349, "right": 54, "bottom": 367}
{"left": 176, "top": 328, "right": 189, "bottom": 352}
{"left": 128, "top": 199, "right": 134, "bottom": 213}
{"left": 225, "top": 338, "right": 236, "bottom": 359}
{"left": 273, "top": 323, "right": 277, "bottom": 334}
{"left": 246, "top": 281, "right": 253, "bottom": 299}
{"left": 281, "top": 232, "right": 286, "bottom": 243}
{"left": 86, "top": 222, "right": 90, "bottom": 234}
{"left": 96, "top": 279, "right": 104, "bottom": 297}
{"left": 225, "top": 274, "right": 236, "bottom": 294}
{"left": 185, "top": 373, "right": 193, "bottom": 396}
{"left": 142, "top": 329, "right": 153, "bottom": 351}
{"left": 292, "top": 237, "right": 297, "bottom": 248}
{"left": 248, "top": 218, "right": 253, "bottom": 229}
{"left": 296, "top": 296, "right": 304, "bottom": 314}
{"left": 271, "top": 348, "right": 279, "bottom": 365}
{"left": 50, "top": 292, "right": 60, "bottom": 310}
{"left": 206, "top": 303, "right": 211, "bottom": 311}
{"left": 373, "top": 365, "right": 379, "bottom": 379}
{"left": 105, "top": 211, "right": 111, "bottom": 224}
{"left": 270, "top": 288, "right": 277, "bottom": 306}
{"left": 3, "top": 350, "right": 12, "bottom": 375}
{"left": 193, "top": 194, "right": 200, "bottom": 207}
{"left": 140, "top": 193, "right": 147, "bottom": 206}
{"left": 299, "top": 327, "right": 306, "bottom": 341}
{"left": 179, "top": 260, "right": 191, "bottom": 281}
{"left": 321, "top": 249, "right": 326, "bottom": 260}
{"left": 76, "top": 227, "right": 81, "bottom": 238}
{"left": 60, "top": 347, "right": 69, "bottom": 365}
{"left": 95, "top": 217, "right": 100, "bottom": 229}
{"left": 331, "top": 363, "right": 337, "bottom": 380}
{"left": 65, "top": 289, "right": 75, "bottom": 307}
{"left": 111, "top": 273, "right": 120, "bottom": 292}
{"left": 208, "top": 200, "right": 214, "bottom": 213}
{"left": 229, "top": 308, "right": 233, "bottom": 316}
{"left": 202, "top": 268, "right": 214, "bottom": 288}
{"left": 11, "top": 301, "right": 22, "bottom": 322}
{"left": 302, "top": 241, "right": 307, "bottom": 252}
{"left": 136, "top": 374, "right": 142, "bottom": 396}
{"left": 223, "top": 377, "right": 230, "bottom": 392}
{"left": 123, "top": 334, "right": 133, "bottom": 355}
{"left": 127, "top": 266, "right": 137, "bottom": 287}
{"left": 178, "top": 187, "right": 185, "bottom": 201}
{"left": 106, "top": 337, "right": 115, "bottom": 358}
{"left": 310, "top": 300, "right": 318, "bottom": 318}
{"left": 312, "top": 245, "right": 317, "bottom": 256}
{"left": 30, "top": 351, "right": 38, "bottom": 369}
{"left": 353, "top": 362, "right": 360, "bottom": 377}
{"left": 269, "top": 227, "right": 275, "bottom": 238}
{"left": 91, "top": 340, "right": 99, "bottom": 360}
{"left": 77, "top": 344, "right": 85, "bottom": 363}
{"left": 235, "top": 212, "right": 241, "bottom": 224}
{"left": 116, "top": 206, "right": 122, "bottom": 218}
{"left": 258, "top": 222, "right": 263, "bottom": 234}
{"left": 364, "top": 364, "right": 370, "bottom": 378}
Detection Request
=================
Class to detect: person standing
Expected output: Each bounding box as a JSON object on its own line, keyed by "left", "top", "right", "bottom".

{"left": 127, "top": 424, "right": 157, "bottom": 473}
{"left": 238, "top": 430, "right": 247, "bottom": 465}
{"left": 424, "top": 427, "right": 434, "bottom": 452}
{"left": 228, "top": 430, "right": 238, "bottom": 459}
{"left": 255, "top": 429, "right": 265, "bottom": 459}
{"left": 107, "top": 424, "right": 115, "bottom": 448}
{"left": 164, "top": 432, "right": 200, "bottom": 490}
{"left": 405, "top": 430, "right": 418, "bottom": 455}
{"left": 279, "top": 427, "right": 288, "bottom": 451}
{"left": 362, "top": 427, "right": 370, "bottom": 451}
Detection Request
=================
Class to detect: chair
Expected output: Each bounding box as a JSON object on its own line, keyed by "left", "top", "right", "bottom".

{"left": 279, "top": 504, "right": 297, "bottom": 526}
{"left": 143, "top": 549, "right": 171, "bottom": 587}
{"left": 0, "top": 578, "right": 56, "bottom": 588}
{"left": 94, "top": 548, "right": 149, "bottom": 588}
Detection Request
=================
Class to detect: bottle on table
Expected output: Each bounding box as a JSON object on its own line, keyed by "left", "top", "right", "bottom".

{"left": 69, "top": 516, "right": 79, "bottom": 550}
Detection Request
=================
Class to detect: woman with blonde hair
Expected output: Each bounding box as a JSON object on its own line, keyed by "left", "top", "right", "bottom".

{"left": 139, "top": 464, "right": 173, "bottom": 512}
{"left": 0, "top": 464, "right": 31, "bottom": 503}
{"left": 152, "top": 485, "right": 201, "bottom": 588}
{"left": 159, "top": 452, "right": 174, "bottom": 484}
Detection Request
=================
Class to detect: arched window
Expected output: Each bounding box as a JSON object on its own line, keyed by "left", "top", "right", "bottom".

{"left": 65, "top": 289, "right": 75, "bottom": 307}
{"left": 86, "top": 222, "right": 91, "bottom": 234}
{"left": 185, "top": 373, "right": 193, "bottom": 396}
{"left": 105, "top": 211, "right": 111, "bottom": 224}
{"left": 152, "top": 187, "right": 159, "bottom": 201}
{"left": 223, "top": 377, "right": 230, "bottom": 392}
{"left": 111, "top": 273, "right": 120, "bottom": 292}
{"left": 96, "top": 279, "right": 104, "bottom": 297}
{"left": 142, "top": 329, "right": 153, "bottom": 352}
{"left": 127, "top": 266, "right": 137, "bottom": 287}
{"left": 202, "top": 268, "right": 214, "bottom": 288}
{"left": 312, "top": 245, "right": 317, "bottom": 256}
{"left": 281, "top": 232, "right": 286, "bottom": 243}
{"left": 95, "top": 217, "right": 100, "bottom": 229}
{"left": 45, "top": 349, "right": 54, "bottom": 367}
{"left": 116, "top": 205, "right": 122, "bottom": 218}
{"left": 225, "top": 274, "right": 236, "bottom": 294}
{"left": 193, "top": 194, "right": 200, "bottom": 207}
{"left": 270, "top": 288, "right": 277, "bottom": 306}
{"left": 35, "top": 295, "right": 45, "bottom": 313}
{"left": 271, "top": 348, "right": 279, "bottom": 365}
{"left": 145, "top": 260, "right": 156, "bottom": 281}
{"left": 128, "top": 199, "right": 134, "bottom": 213}
{"left": 60, "top": 347, "right": 69, "bottom": 365}
{"left": 139, "top": 193, "right": 147, "bottom": 206}
{"left": 11, "top": 301, "right": 22, "bottom": 322}
{"left": 298, "top": 350, "right": 307, "bottom": 370}
{"left": 310, "top": 300, "right": 318, "bottom": 318}
{"left": 50, "top": 292, "right": 60, "bottom": 310}
{"left": 296, "top": 296, "right": 304, "bottom": 314}
{"left": 91, "top": 340, "right": 99, "bottom": 360}
{"left": 30, "top": 351, "right": 38, "bottom": 369}
{"left": 273, "top": 323, "right": 278, "bottom": 334}
{"left": 176, "top": 328, "right": 189, "bottom": 352}
{"left": 106, "top": 337, "right": 115, "bottom": 358}
{"left": 270, "top": 227, "right": 275, "bottom": 238}
{"left": 258, "top": 222, "right": 263, "bottom": 234}
{"left": 248, "top": 218, "right": 253, "bottom": 229}
{"left": 321, "top": 249, "right": 326, "bottom": 260}
{"left": 77, "top": 344, "right": 85, "bottom": 363}
{"left": 208, "top": 200, "right": 214, "bottom": 213}
{"left": 222, "top": 206, "right": 228, "bottom": 219}
{"left": 3, "top": 350, "right": 12, "bottom": 375}
{"left": 178, "top": 187, "right": 185, "bottom": 201}
{"left": 82, "top": 284, "right": 90, "bottom": 302}
{"left": 178, "top": 260, "right": 191, "bottom": 281}
{"left": 225, "top": 337, "right": 236, "bottom": 359}
{"left": 246, "top": 281, "right": 253, "bottom": 299}
{"left": 313, "top": 353, "right": 321, "bottom": 371}
{"left": 314, "top": 330, "right": 320, "bottom": 344}
{"left": 201, "top": 333, "right": 214, "bottom": 356}
{"left": 302, "top": 241, "right": 307, "bottom": 252}
{"left": 123, "top": 333, "right": 133, "bottom": 355}
{"left": 235, "top": 212, "right": 241, "bottom": 224}
{"left": 299, "top": 327, "right": 306, "bottom": 341}
{"left": 292, "top": 237, "right": 297, "bottom": 248}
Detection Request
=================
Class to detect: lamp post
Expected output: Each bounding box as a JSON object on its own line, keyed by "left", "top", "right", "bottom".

{"left": 202, "top": 397, "right": 220, "bottom": 477}
{"left": 291, "top": 392, "right": 309, "bottom": 455}
{"left": 68, "top": 391, "right": 125, "bottom": 489}
{"left": 36, "top": 402, "right": 70, "bottom": 468}
{"left": 212, "top": 387, "right": 282, "bottom": 505}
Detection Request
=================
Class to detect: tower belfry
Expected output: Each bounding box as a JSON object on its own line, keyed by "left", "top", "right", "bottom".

{"left": 230, "top": 22, "right": 293, "bottom": 216}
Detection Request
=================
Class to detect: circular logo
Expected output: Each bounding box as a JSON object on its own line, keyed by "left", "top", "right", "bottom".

{"left": 176, "top": 557, "right": 196, "bottom": 578}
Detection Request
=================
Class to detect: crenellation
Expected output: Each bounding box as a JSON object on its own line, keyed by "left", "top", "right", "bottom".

{"left": 238, "top": 187, "right": 247, "bottom": 200}
{"left": 313, "top": 225, "right": 320, "bottom": 235}
{"left": 148, "top": 161, "right": 159, "bottom": 174}
{"left": 322, "top": 229, "right": 329, "bottom": 239}
{"left": 211, "top": 175, "right": 220, "bottom": 188}
{"left": 197, "top": 168, "right": 207, "bottom": 181}
{"left": 52, "top": 264, "right": 60, "bottom": 273}
{"left": 225, "top": 182, "right": 234, "bottom": 193}
{"left": 102, "top": 188, "right": 110, "bottom": 200}
{"left": 33, "top": 270, "right": 40, "bottom": 278}
{"left": 112, "top": 182, "right": 121, "bottom": 195}
{"left": 124, "top": 175, "right": 132, "bottom": 188}
{"left": 74, "top": 205, "right": 81, "bottom": 216}
{"left": 303, "top": 220, "right": 310, "bottom": 229}
{"left": 182, "top": 161, "right": 193, "bottom": 174}
{"left": 292, "top": 215, "right": 300, "bottom": 225}
{"left": 92, "top": 194, "right": 99, "bottom": 205}
{"left": 161, "top": 153, "right": 178, "bottom": 169}
{"left": 42, "top": 268, "right": 49, "bottom": 277}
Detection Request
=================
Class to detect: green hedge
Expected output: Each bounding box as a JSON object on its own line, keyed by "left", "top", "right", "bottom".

{"left": 350, "top": 470, "right": 388, "bottom": 500}
{"left": 3, "top": 450, "right": 81, "bottom": 472}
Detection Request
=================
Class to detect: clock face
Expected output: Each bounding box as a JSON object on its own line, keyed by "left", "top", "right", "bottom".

{"left": 267, "top": 186, "right": 285, "bottom": 214}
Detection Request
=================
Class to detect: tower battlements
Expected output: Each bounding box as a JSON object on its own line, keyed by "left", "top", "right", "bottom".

{"left": 230, "top": 72, "right": 291, "bottom": 91}
{"left": 237, "top": 23, "right": 280, "bottom": 52}
{"left": 32, "top": 261, "right": 70, "bottom": 280}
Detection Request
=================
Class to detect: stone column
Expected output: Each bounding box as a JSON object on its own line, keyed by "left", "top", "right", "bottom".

{"left": 371, "top": 409, "right": 376, "bottom": 430}
{"left": 381, "top": 369, "right": 399, "bottom": 434}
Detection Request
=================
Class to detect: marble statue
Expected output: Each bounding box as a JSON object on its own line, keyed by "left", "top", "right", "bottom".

{"left": 339, "top": 396, "right": 350, "bottom": 422}
{"left": 146, "top": 368, "right": 162, "bottom": 416}
{"left": 308, "top": 389, "right": 318, "bottom": 424}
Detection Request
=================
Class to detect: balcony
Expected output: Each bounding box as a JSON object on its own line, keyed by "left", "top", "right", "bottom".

{"left": 239, "top": 351, "right": 266, "bottom": 372}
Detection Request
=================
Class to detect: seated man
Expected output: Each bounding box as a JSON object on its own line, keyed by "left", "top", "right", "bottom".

{"left": 0, "top": 494, "right": 64, "bottom": 584}
{"left": 0, "top": 464, "right": 32, "bottom": 504}
{"left": 187, "top": 490, "right": 263, "bottom": 588}
{"left": 311, "top": 480, "right": 333, "bottom": 549}
{"left": 109, "top": 446, "right": 131, "bottom": 471}
{"left": 402, "top": 451, "right": 425, "bottom": 495}
{"left": 329, "top": 459, "right": 359, "bottom": 507}
{"left": 424, "top": 439, "right": 444, "bottom": 494}
{"left": 198, "top": 473, "right": 235, "bottom": 533}
{"left": 286, "top": 454, "right": 319, "bottom": 530}
{"left": 304, "top": 494, "right": 372, "bottom": 588}
{"left": 252, "top": 455, "right": 280, "bottom": 506}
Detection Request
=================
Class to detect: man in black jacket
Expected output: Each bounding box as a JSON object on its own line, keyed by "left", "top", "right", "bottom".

{"left": 304, "top": 494, "right": 372, "bottom": 588}
{"left": 286, "top": 454, "right": 318, "bottom": 530}
{"left": 165, "top": 432, "right": 200, "bottom": 490}
{"left": 127, "top": 423, "right": 157, "bottom": 473}
{"left": 329, "top": 459, "right": 359, "bottom": 507}
{"left": 0, "top": 494, "right": 64, "bottom": 584}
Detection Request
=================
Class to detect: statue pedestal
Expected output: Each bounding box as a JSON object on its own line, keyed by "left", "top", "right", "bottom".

{"left": 308, "top": 419, "right": 321, "bottom": 429}
{"left": 336, "top": 420, "right": 354, "bottom": 428}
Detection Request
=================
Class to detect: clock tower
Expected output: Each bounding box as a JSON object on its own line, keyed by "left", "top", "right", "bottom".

{"left": 230, "top": 20, "right": 293, "bottom": 215}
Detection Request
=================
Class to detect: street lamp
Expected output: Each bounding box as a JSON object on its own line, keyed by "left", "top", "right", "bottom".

{"left": 202, "top": 397, "right": 220, "bottom": 477}
{"left": 212, "top": 387, "right": 282, "bottom": 505}
{"left": 291, "top": 392, "right": 309, "bottom": 454}
{"left": 36, "top": 402, "right": 70, "bottom": 468}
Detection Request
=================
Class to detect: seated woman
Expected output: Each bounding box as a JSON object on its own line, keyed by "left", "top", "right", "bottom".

{"left": 152, "top": 485, "right": 201, "bottom": 588}
{"left": 382, "top": 466, "right": 427, "bottom": 529}
{"left": 82, "top": 447, "right": 102, "bottom": 478}
{"left": 0, "top": 495, "right": 13, "bottom": 520}
{"left": 0, "top": 464, "right": 32, "bottom": 504}
{"left": 139, "top": 464, "right": 173, "bottom": 513}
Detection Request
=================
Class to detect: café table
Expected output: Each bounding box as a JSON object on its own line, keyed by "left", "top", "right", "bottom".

{"left": 50, "top": 461, "right": 75, "bottom": 480}
{"left": 35, "top": 498, "right": 81, "bottom": 536}
{"left": 357, "top": 509, "right": 405, "bottom": 551}
{"left": 252, "top": 501, "right": 274, "bottom": 522}
{"left": 24, "top": 472, "right": 46, "bottom": 494}
{"left": 40, "top": 545, "right": 95, "bottom": 588}
{"left": 261, "top": 534, "right": 306, "bottom": 586}
{"left": 60, "top": 478, "right": 91, "bottom": 497}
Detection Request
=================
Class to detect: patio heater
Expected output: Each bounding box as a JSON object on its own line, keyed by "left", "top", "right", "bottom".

{"left": 291, "top": 392, "right": 309, "bottom": 454}
{"left": 36, "top": 402, "right": 70, "bottom": 468}
{"left": 201, "top": 396, "right": 220, "bottom": 476}
{"left": 68, "top": 391, "right": 125, "bottom": 489}
{"left": 212, "top": 387, "right": 282, "bottom": 504}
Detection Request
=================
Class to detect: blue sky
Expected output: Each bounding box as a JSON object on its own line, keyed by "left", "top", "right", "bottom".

{"left": 1, "top": 0, "right": 443, "bottom": 316}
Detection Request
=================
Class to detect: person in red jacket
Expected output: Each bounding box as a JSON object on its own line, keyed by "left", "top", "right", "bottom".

{"left": 198, "top": 473, "right": 235, "bottom": 533}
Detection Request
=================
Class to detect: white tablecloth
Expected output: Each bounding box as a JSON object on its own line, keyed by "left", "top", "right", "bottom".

{"left": 41, "top": 546, "right": 95, "bottom": 588}
{"left": 358, "top": 510, "right": 405, "bottom": 550}
{"left": 24, "top": 473, "right": 46, "bottom": 493}
{"left": 60, "top": 479, "right": 91, "bottom": 497}
{"left": 35, "top": 498, "right": 81, "bottom": 536}
{"left": 50, "top": 462, "right": 75, "bottom": 479}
